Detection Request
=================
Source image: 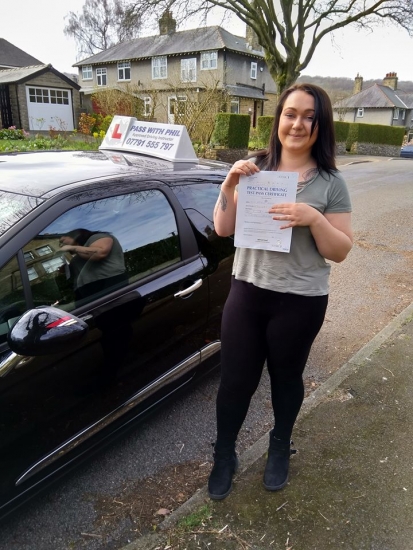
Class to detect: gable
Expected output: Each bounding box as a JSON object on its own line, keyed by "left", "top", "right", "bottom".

{"left": 0, "top": 38, "right": 43, "bottom": 69}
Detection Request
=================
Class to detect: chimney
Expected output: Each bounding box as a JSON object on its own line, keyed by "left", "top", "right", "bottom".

{"left": 159, "top": 10, "right": 176, "bottom": 35}
{"left": 382, "top": 72, "right": 398, "bottom": 90}
{"left": 353, "top": 73, "right": 363, "bottom": 94}
{"left": 246, "top": 25, "right": 261, "bottom": 51}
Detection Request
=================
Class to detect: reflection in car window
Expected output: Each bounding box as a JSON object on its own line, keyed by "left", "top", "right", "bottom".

{"left": 0, "top": 256, "right": 26, "bottom": 345}
{"left": 172, "top": 182, "right": 221, "bottom": 237}
{"left": 23, "top": 190, "right": 181, "bottom": 311}
{"left": 0, "top": 193, "right": 43, "bottom": 237}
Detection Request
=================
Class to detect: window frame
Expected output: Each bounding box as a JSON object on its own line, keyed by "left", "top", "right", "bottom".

{"left": 118, "top": 61, "right": 131, "bottom": 81}
{"left": 82, "top": 65, "right": 93, "bottom": 80}
{"left": 357, "top": 107, "right": 364, "bottom": 118}
{"left": 230, "top": 99, "right": 240, "bottom": 114}
{"left": 393, "top": 108, "right": 400, "bottom": 120}
{"left": 250, "top": 62, "right": 258, "bottom": 80}
{"left": 152, "top": 56, "right": 167, "bottom": 80}
{"left": 96, "top": 67, "right": 107, "bottom": 87}
{"left": 181, "top": 58, "right": 197, "bottom": 83}
{"left": 200, "top": 51, "right": 217, "bottom": 70}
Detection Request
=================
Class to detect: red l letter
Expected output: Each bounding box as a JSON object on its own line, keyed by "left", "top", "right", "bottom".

{"left": 112, "top": 124, "right": 122, "bottom": 139}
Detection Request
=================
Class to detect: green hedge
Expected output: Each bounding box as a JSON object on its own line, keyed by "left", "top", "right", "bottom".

{"left": 346, "top": 123, "right": 405, "bottom": 150}
{"left": 211, "top": 114, "right": 250, "bottom": 148}
{"left": 256, "top": 116, "right": 274, "bottom": 148}
{"left": 334, "top": 121, "right": 351, "bottom": 142}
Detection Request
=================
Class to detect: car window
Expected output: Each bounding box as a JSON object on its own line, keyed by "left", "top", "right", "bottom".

{"left": 23, "top": 189, "right": 181, "bottom": 311}
{"left": 172, "top": 182, "right": 221, "bottom": 237}
{"left": 0, "top": 256, "right": 27, "bottom": 345}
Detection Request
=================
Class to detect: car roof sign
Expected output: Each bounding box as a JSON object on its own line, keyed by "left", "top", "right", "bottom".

{"left": 100, "top": 116, "right": 198, "bottom": 162}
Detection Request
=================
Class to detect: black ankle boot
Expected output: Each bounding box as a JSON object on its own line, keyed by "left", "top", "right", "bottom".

{"left": 263, "top": 430, "right": 296, "bottom": 491}
{"left": 208, "top": 446, "right": 238, "bottom": 500}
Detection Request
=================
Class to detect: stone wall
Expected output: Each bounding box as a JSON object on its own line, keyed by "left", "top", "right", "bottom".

{"left": 350, "top": 142, "right": 401, "bottom": 156}
{"left": 337, "top": 141, "right": 401, "bottom": 157}
{"left": 203, "top": 147, "right": 249, "bottom": 164}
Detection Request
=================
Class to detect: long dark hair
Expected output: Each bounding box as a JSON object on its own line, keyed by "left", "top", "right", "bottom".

{"left": 61, "top": 228, "right": 104, "bottom": 246}
{"left": 254, "top": 83, "right": 337, "bottom": 174}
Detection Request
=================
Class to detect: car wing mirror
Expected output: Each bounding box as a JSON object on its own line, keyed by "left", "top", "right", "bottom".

{"left": 7, "top": 306, "right": 89, "bottom": 356}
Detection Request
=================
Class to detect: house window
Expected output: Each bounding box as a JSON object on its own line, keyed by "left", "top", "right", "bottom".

{"left": 181, "top": 58, "right": 197, "bottom": 82}
{"left": 41, "top": 257, "right": 65, "bottom": 274}
{"left": 23, "top": 251, "right": 35, "bottom": 262}
{"left": 96, "top": 68, "right": 107, "bottom": 86}
{"left": 393, "top": 108, "right": 399, "bottom": 120}
{"left": 201, "top": 51, "right": 217, "bottom": 70}
{"left": 36, "top": 245, "right": 53, "bottom": 256}
{"left": 82, "top": 65, "right": 93, "bottom": 80}
{"left": 27, "top": 266, "right": 38, "bottom": 281}
{"left": 152, "top": 56, "right": 167, "bottom": 79}
{"left": 230, "top": 99, "right": 239, "bottom": 114}
{"left": 118, "top": 61, "right": 131, "bottom": 81}
{"left": 357, "top": 108, "right": 364, "bottom": 118}
{"left": 143, "top": 97, "right": 152, "bottom": 117}
{"left": 50, "top": 90, "right": 69, "bottom": 105}
{"left": 401, "top": 109, "right": 406, "bottom": 121}
{"left": 250, "top": 62, "right": 257, "bottom": 80}
{"left": 28, "top": 88, "right": 50, "bottom": 103}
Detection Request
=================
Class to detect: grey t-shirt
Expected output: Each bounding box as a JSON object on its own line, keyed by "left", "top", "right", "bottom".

{"left": 77, "top": 232, "right": 126, "bottom": 287}
{"left": 232, "top": 170, "right": 352, "bottom": 296}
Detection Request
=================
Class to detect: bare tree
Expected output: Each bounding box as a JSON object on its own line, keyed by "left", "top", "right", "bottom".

{"left": 64, "top": 0, "right": 142, "bottom": 58}
{"left": 125, "top": 0, "right": 413, "bottom": 93}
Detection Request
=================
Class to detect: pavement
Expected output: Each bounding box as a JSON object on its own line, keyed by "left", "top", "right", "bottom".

{"left": 120, "top": 300, "right": 413, "bottom": 550}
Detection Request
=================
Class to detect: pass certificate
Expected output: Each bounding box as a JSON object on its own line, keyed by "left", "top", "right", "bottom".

{"left": 234, "top": 171, "right": 298, "bottom": 253}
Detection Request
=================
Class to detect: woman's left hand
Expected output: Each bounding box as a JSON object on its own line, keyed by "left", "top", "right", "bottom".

{"left": 269, "top": 202, "right": 320, "bottom": 229}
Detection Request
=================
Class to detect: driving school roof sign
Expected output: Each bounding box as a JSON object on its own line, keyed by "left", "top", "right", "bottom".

{"left": 100, "top": 116, "right": 198, "bottom": 162}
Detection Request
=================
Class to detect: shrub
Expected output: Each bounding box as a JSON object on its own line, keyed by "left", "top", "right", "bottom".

{"left": 256, "top": 116, "right": 274, "bottom": 148}
{"left": 0, "top": 126, "right": 29, "bottom": 140}
{"left": 210, "top": 113, "right": 250, "bottom": 148}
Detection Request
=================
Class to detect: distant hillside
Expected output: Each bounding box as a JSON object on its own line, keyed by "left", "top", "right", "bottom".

{"left": 297, "top": 75, "right": 413, "bottom": 97}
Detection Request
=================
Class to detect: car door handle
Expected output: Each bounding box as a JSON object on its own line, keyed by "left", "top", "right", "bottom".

{"left": 174, "top": 278, "right": 203, "bottom": 298}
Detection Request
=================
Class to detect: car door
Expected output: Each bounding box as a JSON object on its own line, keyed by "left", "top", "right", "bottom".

{"left": 0, "top": 181, "right": 209, "bottom": 515}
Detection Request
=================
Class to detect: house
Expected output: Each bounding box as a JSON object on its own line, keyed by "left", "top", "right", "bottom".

{"left": 333, "top": 72, "right": 413, "bottom": 132}
{"left": 0, "top": 39, "right": 81, "bottom": 131}
{"left": 73, "top": 11, "right": 277, "bottom": 128}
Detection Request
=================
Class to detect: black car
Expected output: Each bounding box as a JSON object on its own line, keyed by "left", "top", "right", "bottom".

{"left": 0, "top": 124, "right": 234, "bottom": 519}
{"left": 400, "top": 143, "right": 413, "bottom": 158}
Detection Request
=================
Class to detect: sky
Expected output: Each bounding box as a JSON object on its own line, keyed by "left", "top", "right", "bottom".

{"left": 1, "top": 0, "right": 412, "bottom": 82}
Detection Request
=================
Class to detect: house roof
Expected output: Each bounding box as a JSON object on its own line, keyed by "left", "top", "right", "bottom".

{"left": 335, "top": 83, "right": 413, "bottom": 109}
{"left": 226, "top": 84, "right": 267, "bottom": 100}
{"left": 0, "top": 38, "right": 43, "bottom": 68}
{"left": 73, "top": 26, "right": 264, "bottom": 67}
{"left": 0, "top": 64, "right": 81, "bottom": 89}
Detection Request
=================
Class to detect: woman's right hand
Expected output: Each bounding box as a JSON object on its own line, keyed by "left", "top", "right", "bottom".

{"left": 222, "top": 159, "right": 260, "bottom": 189}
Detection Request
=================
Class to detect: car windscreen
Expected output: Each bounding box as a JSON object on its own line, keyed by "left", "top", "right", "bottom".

{"left": 0, "top": 192, "right": 43, "bottom": 236}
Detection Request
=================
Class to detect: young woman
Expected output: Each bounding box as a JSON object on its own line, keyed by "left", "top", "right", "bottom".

{"left": 209, "top": 83, "right": 353, "bottom": 500}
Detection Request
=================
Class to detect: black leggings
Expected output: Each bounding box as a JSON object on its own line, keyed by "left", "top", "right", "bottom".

{"left": 216, "top": 278, "right": 328, "bottom": 447}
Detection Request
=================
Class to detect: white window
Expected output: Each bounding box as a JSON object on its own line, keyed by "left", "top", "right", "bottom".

{"left": 42, "top": 257, "right": 65, "bottom": 274}
{"left": 201, "top": 51, "right": 217, "bottom": 70}
{"left": 401, "top": 109, "right": 406, "bottom": 121}
{"left": 27, "top": 266, "right": 38, "bottom": 281}
{"left": 143, "top": 97, "right": 152, "bottom": 117}
{"left": 230, "top": 99, "right": 239, "bottom": 114}
{"left": 152, "top": 56, "right": 167, "bottom": 79}
{"left": 181, "top": 58, "right": 197, "bottom": 82}
{"left": 28, "top": 88, "right": 50, "bottom": 103}
{"left": 96, "top": 68, "right": 107, "bottom": 86}
{"left": 23, "top": 251, "right": 34, "bottom": 262}
{"left": 82, "top": 65, "right": 93, "bottom": 80}
{"left": 250, "top": 62, "right": 257, "bottom": 80}
{"left": 118, "top": 61, "right": 131, "bottom": 81}
{"left": 36, "top": 245, "right": 53, "bottom": 256}
{"left": 50, "top": 90, "right": 69, "bottom": 105}
{"left": 393, "top": 108, "right": 399, "bottom": 120}
{"left": 357, "top": 108, "right": 364, "bottom": 118}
